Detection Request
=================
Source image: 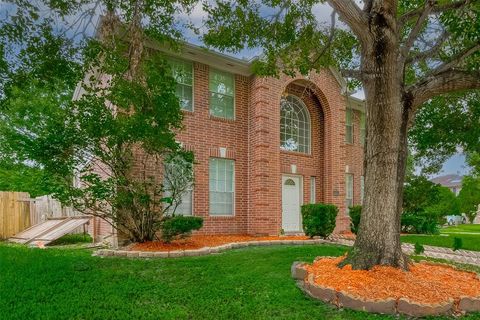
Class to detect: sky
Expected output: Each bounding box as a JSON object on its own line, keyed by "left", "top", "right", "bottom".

{"left": 0, "top": 1, "right": 469, "bottom": 177}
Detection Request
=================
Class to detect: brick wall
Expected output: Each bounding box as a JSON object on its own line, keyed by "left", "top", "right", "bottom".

{"left": 91, "top": 62, "right": 364, "bottom": 240}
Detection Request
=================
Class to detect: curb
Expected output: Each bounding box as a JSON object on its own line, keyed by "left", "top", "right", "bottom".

{"left": 293, "top": 261, "right": 480, "bottom": 317}
{"left": 94, "top": 238, "right": 328, "bottom": 258}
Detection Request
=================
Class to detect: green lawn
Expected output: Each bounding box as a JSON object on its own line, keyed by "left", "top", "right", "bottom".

{"left": 1, "top": 243, "right": 479, "bottom": 320}
{"left": 401, "top": 224, "right": 480, "bottom": 251}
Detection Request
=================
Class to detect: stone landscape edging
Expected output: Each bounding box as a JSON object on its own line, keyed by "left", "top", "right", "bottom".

{"left": 291, "top": 261, "right": 480, "bottom": 317}
{"left": 94, "top": 238, "right": 330, "bottom": 258}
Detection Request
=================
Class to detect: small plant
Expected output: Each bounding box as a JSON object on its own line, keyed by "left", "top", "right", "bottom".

{"left": 160, "top": 216, "right": 203, "bottom": 243}
{"left": 453, "top": 237, "right": 463, "bottom": 251}
{"left": 414, "top": 242, "right": 425, "bottom": 255}
{"left": 301, "top": 204, "right": 338, "bottom": 238}
{"left": 349, "top": 205, "right": 362, "bottom": 234}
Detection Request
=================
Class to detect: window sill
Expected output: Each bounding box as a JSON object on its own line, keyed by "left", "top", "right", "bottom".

{"left": 208, "top": 214, "right": 235, "bottom": 218}
{"left": 181, "top": 109, "right": 194, "bottom": 115}
{"left": 209, "top": 114, "right": 236, "bottom": 123}
{"left": 280, "top": 150, "right": 313, "bottom": 158}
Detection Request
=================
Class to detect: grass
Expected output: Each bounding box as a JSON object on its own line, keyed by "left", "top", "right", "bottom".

{"left": 402, "top": 224, "right": 480, "bottom": 252}
{"left": 48, "top": 233, "right": 93, "bottom": 246}
{"left": 1, "top": 243, "right": 479, "bottom": 320}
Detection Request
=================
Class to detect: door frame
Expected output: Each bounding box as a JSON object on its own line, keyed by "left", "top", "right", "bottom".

{"left": 281, "top": 174, "right": 304, "bottom": 233}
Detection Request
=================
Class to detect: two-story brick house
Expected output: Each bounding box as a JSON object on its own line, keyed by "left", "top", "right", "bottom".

{"left": 89, "top": 42, "right": 366, "bottom": 242}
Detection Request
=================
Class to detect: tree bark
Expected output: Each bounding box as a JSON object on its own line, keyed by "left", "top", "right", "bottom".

{"left": 341, "top": 2, "right": 410, "bottom": 270}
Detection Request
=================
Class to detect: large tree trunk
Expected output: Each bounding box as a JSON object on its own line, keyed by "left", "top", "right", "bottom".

{"left": 343, "top": 3, "right": 410, "bottom": 270}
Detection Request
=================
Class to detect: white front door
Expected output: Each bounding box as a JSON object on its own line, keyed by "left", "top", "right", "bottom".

{"left": 282, "top": 175, "right": 302, "bottom": 232}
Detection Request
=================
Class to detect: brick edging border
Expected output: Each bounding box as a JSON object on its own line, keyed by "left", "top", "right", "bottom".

{"left": 93, "top": 238, "right": 331, "bottom": 258}
{"left": 291, "top": 261, "right": 480, "bottom": 317}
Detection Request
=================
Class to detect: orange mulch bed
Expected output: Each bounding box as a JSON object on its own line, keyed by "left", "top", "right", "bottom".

{"left": 132, "top": 235, "right": 309, "bottom": 252}
{"left": 305, "top": 256, "right": 480, "bottom": 305}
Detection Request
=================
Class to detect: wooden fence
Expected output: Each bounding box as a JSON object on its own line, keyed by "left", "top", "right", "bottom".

{"left": 0, "top": 192, "right": 80, "bottom": 239}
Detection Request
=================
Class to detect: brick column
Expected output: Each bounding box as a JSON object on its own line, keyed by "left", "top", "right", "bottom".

{"left": 248, "top": 77, "right": 281, "bottom": 235}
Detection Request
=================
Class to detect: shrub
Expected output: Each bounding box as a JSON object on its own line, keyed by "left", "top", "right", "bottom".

{"left": 160, "top": 216, "right": 203, "bottom": 243}
{"left": 349, "top": 205, "right": 362, "bottom": 234}
{"left": 401, "top": 212, "right": 439, "bottom": 234}
{"left": 414, "top": 242, "right": 425, "bottom": 255}
{"left": 301, "top": 204, "right": 338, "bottom": 238}
{"left": 453, "top": 237, "right": 463, "bottom": 251}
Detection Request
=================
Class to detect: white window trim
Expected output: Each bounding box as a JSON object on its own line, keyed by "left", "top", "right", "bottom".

{"left": 168, "top": 56, "right": 194, "bottom": 112}
{"left": 209, "top": 158, "right": 235, "bottom": 216}
{"left": 209, "top": 68, "right": 236, "bottom": 120}
{"left": 280, "top": 94, "right": 312, "bottom": 154}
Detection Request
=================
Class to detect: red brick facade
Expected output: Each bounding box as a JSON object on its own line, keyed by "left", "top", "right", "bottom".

{"left": 90, "top": 49, "right": 365, "bottom": 241}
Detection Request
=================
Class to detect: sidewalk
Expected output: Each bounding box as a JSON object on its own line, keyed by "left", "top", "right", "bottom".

{"left": 329, "top": 236, "right": 480, "bottom": 266}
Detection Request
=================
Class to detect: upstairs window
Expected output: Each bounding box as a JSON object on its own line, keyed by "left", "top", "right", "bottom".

{"left": 169, "top": 58, "right": 193, "bottom": 111}
{"left": 345, "top": 108, "right": 353, "bottom": 144}
{"left": 360, "top": 112, "right": 366, "bottom": 146}
{"left": 209, "top": 69, "right": 235, "bottom": 119}
{"left": 280, "top": 95, "right": 311, "bottom": 154}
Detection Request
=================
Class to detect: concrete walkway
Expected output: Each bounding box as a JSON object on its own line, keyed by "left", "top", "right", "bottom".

{"left": 328, "top": 236, "right": 480, "bottom": 266}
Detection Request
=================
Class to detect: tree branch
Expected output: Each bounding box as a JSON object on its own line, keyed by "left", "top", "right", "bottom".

{"left": 409, "top": 70, "right": 480, "bottom": 110}
{"left": 327, "top": 0, "right": 369, "bottom": 42}
{"left": 406, "top": 30, "right": 449, "bottom": 64}
{"left": 400, "top": 0, "right": 434, "bottom": 62}
{"left": 400, "top": 0, "right": 470, "bottom": 26}
{"left": 429, "top": 43, "right": 480, "bottom": 75}
{"left": 311, "top": 10, "right": 337, "bottom": 65}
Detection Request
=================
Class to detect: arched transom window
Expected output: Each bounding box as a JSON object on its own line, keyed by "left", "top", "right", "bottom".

{"left": 280, "top": 95, "right": 311, "bottom": 154}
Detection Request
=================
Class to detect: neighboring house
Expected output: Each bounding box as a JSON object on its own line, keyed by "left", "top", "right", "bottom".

{"left": 430, "top": 174, "right": 463, "bottom": 196}
{"left": 89, "top": 41, "right": 366, "bottom": 242}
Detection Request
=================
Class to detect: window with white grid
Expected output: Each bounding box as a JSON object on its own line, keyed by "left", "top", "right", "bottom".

{"left": 346, "top": 108, "right": 353, "bottom": 144}
{"left": 345, "top": 173, "right": 354, "bottom": 212}
{"left": 209, "top": 158, "right": 234, "bottom": 215}
{"left": 280, "top": 95, "right": 311, "bottom": 154}
{"left": 168, "top": 58, "right": 193, "bottom": 112}
{"left": 163, "top": 157, "right": 194, "bottom": 216}
{"left": 360, "top": 112, "right": 366, "bottom": 146}
{"left": 209, "top": 69, "right": 234, "bottom": 119}
{"left": 310, "top": 176, "right": 316, "bottom": 203}
{"left": 360, "top": 175, "right": 365, "bottom": 203}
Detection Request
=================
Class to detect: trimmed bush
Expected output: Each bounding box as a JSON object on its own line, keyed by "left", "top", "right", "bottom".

{"left": 160, "top": 216, "right": 203, "bottom": 243}
{"left": 349, "top": 205, "right": 362, "bottom": 234}
{"left": 453, "top": 237, "right": 463, "bottom": 251}
{"left": 414, "top": 242, "right": 425, "bottom": 255}
{"left": 301, "top": 204, "right": 338, "bottom": 238}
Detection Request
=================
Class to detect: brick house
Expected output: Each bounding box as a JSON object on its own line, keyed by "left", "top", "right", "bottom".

{"left": 89, "top": 42, "right": 366, "bottom": 243}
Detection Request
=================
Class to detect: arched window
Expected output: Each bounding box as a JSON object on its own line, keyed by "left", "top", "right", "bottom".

{"left": 280, "top": 95, "right": 311, "bottom": 154}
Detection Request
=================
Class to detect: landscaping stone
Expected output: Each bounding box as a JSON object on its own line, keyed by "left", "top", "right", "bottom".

{"left": 291, "top": 261, "right": 307, "bottom": 280}
{"left": 337, "top": 291, "right": 396, "bottom": 315}
{"left": 126, "top": 251, "right": 140, "bottom": 258}
{"left": 459, "top": 296, "right": 480, "bottom": 312}
{"left": 153, "top": 251, "right": 169, "bottom": 258}
{"left": 139, "top": 251, "right": 154, "bottom": 258}
{"left": 306, "top": 283, "right": 336, "bottom": 303}
{"left": 397, "top": 298, "right": 453, "bottom": 317}
{"left": 183, "top": 249, "right": 202, "bottom": 257}
{"left": 168, "top": 250, "right": 185, "bottom": 258}
{"left": 115, "top": 250, "right": 129, "bottom": 257}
